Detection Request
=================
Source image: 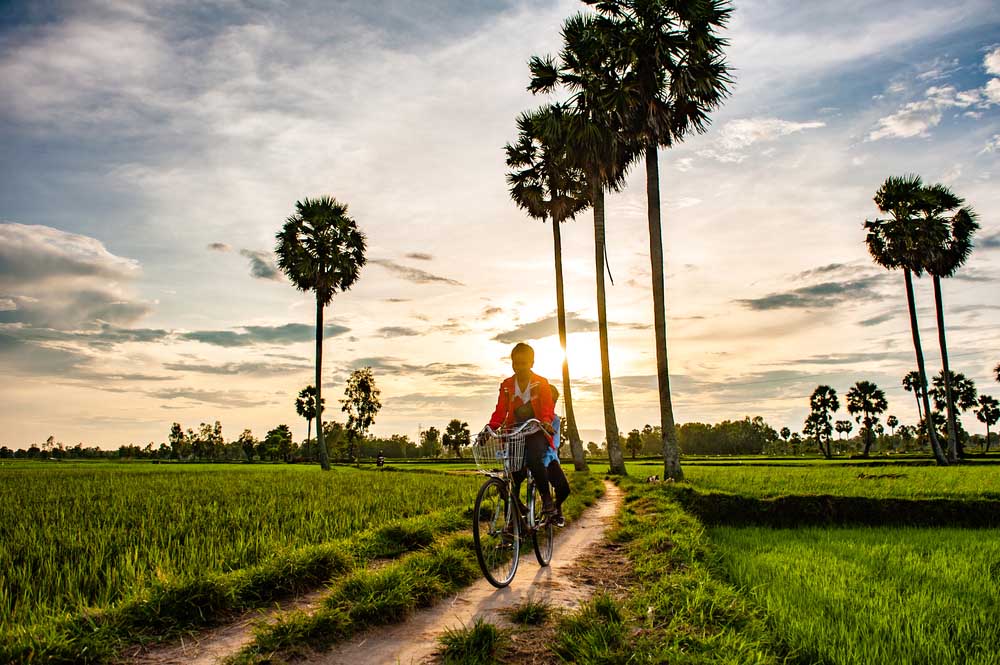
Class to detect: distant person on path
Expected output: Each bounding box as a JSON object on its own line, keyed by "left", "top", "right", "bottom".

{"left": 376, "top": 450, "right": 385, "bottom": 470}
{"left": 482, "top": 342, "right": 559, "bottom": 522}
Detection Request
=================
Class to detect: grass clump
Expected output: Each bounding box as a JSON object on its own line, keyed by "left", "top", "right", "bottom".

{"left": 438, "top": 617, "right": 509, "bottom": 665}
{"left": 507, "top": 599, "right": 551, "bottom": 625}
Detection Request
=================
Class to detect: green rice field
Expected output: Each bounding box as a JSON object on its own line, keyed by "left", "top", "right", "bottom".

{"left": 0, "top": 462, "right": 481, "bottom": 632}
{"left": 711, "top": 526, "right": 1000, "bottom": 665}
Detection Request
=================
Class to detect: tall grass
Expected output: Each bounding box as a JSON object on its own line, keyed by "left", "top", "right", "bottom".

{"left": 0, "top": 463, "right": 481, "bottom": 631}
{"left": 712, "top": 526, "right": 1000, "bottom": 665}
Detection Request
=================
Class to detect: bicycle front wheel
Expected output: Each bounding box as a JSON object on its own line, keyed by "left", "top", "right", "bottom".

{"left": 473, "top": 477, "right": 519, "bottom": 588}
{"left": 531, "top": 482, "right": 554, "bottom": 566}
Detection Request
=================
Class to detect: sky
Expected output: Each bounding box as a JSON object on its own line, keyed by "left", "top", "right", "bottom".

{"left": 1, "top": 0, "right": 999, "bottom": 449}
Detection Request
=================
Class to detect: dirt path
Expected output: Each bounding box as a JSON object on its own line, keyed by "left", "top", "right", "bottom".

{"left": 311, "top": 480, "right": 622, "bottom": 665}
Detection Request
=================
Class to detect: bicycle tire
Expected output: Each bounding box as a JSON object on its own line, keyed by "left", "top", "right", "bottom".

{"left": 472, "top": 477, "right": 519, "bottom": 588}
{"left": 530, "top": 482, "right": 554, "bottom": 566}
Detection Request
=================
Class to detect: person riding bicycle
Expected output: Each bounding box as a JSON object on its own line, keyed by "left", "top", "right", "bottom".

{"left": 482, "top": 342, "right": 558, "bottom": 523}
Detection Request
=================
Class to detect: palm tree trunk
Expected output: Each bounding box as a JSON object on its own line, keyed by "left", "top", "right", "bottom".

{"left": 933, "top": 275, "right": 960, "bottom": 462}
{"left": 552, "top": 217, "right": 588, "bottom": 472}
{"left": 904, "top": 269, "right": 948, "bottom": 465}
{"left": 645, "top": 144, "right": 683, "bottom": 481}
{"left": 593, "top": 183, "right": 625, "bottom": 475}
{"left": 862, "top": 418, "right": 872, "bottom": 457}
{"left": 315, "top": 299, "right": 330, "bottom": 471}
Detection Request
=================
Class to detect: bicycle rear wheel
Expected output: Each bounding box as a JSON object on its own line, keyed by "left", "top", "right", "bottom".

{"left": 473, "top": 477, "right": 519, "bottom": 588}
{"left": 531, "top": 482, "right": 554, "bottom": 566}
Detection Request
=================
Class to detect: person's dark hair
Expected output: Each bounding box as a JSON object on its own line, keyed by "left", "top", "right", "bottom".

{"left": 511, "top": 342, "right": 534, "bottom": 363}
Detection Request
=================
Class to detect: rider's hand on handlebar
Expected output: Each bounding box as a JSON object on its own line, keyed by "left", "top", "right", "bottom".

{"left": 540, "top": 421, "right": 554, "bottom": 435}
{"left": 475, "top": 429, "right": 490, "bottom": 446}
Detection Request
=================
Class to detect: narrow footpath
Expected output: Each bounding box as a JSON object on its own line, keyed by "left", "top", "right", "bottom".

{"left": 311, "top": 480, "right": 622, "bottom": 665}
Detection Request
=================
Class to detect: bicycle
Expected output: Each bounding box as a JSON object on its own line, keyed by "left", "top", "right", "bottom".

{"left": 470, "top": 418, "right": 555, "bottom": 588}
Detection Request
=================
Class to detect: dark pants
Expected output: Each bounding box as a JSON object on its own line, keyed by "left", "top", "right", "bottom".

{"left": 514, "top": 431, "right": 552, "bottom": 510}
{"left": 547, "top": 459, "right": 570, "bottom": 509}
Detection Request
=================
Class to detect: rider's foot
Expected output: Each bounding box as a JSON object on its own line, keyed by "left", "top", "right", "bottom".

{"left": 552, "top": 509, "right": 565, "bottom": 528}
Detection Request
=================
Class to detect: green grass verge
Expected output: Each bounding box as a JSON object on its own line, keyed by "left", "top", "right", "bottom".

{"left": 232, "top": 471, "right": 605, "bottom": 662}
{"left": 550, "top": 478, "right": 788, "bottom": 664}
{"left": 438, "top": 617, "right": 510, "bottom": 664}
{"left": 507, "top": 599, "right": 551, "bottom": 625}
{"left": 712, "top": 526, "right": 1000, "bottom": 665}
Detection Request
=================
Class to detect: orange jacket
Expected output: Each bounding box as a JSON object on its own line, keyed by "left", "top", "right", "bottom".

{"left": 488, "top": 372, "right": 555, "bottom": 448}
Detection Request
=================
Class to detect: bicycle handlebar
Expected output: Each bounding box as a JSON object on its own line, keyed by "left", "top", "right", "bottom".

{"left": 479, "top": 418, "right": 545, "bottom": 439}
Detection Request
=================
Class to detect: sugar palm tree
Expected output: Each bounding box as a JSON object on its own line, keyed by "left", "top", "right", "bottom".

{"left": 902, "top": 370, "right": 924, "bottom": 426}
{"left": 976, "top": 394, "right": 1000, "bottom": 452}
{"left": 846, "top": 380, "right": 888, "bottom": 457}
{"left": 528, "top": 14, "right": 639, "bottom": 476}
{"left": 865, "top": 175, "right": 948, "bottom": 465}
{"left": 808, "top": 385, "right": 839, "bottom": 459}
{"left": 835, "top": 420, "right": 853, "bottom": 440}
{"left": 930, "top": 370, "right": 978, "bottom": 458}
{"left": 295, "top": 385, "right": 323, "bottom": 450}
{"left": 886, "top": 415, "right": 898, "bottom": 436}
{"left": 916, "top": 183, "right": 979, "bottom": 462}
{"left": 583, "top": 0, "right": 732, "bottom": 480}
{"left": 276, "top": 197, "right": 366, "bottom": 471}
{"left": 505, "top": 104, "right": 591, "bottom": 472}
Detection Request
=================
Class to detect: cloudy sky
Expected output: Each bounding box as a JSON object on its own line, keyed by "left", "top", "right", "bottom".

{"left": 1, "top": 0, "right": 998, "bottom": 449}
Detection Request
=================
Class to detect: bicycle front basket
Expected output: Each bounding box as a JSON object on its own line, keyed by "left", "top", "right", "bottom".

{"left": 472, "top": 429, "right": 526, "bottom": 474}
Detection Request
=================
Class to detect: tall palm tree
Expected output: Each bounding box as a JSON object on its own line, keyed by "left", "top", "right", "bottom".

{"left": 276, "top": 196, "right": 366, "bottom": 471}
{"left": 916, "top": 183, "right": 979, "bottom": 462}
{"left": 528, "top": 14, "right": 639, "bottom": 476}
{"left": 886, "top": 415, "right": 898, "bottom": 436}
{"left": 808, "top": 385, "right": 839, "bottom": 459}
{"left": 846, "top": 380, "right": 888, "bottom": 457}
{"left": 295, "top": 385, "right": 323, "bottom": 450}
{"left": 930, "top": 370, "right": 978, "bottom": 458}
{"left": 505, "top": 104, "right": 591, "bottom": 472}
{"left": 865, "top": 175, "right": 948, "bottom": 465}
{"left": 976, "top": 394, "right": 1000, "bottom": 452}
{"left": 583, "top": 0, "right": 732, "bottom": 481}
{"left": 902, "top": 370, "right": 924, "bottom": 426}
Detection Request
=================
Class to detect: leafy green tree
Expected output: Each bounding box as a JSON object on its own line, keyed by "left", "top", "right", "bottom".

{"left": 865, "top": 175, "right": 947, "bottom": 465}
{"left": 625, "top": 429, "right": 643, "bottom": 459}
{"left": 276, "top": 196, "right": 366, "bottom": 471}
{"left": 916, "top": 183, "right": 979, "bottom": 462}
{"left": 808, "top": 385, "right": 839, "bottom": 459}
{"left": 420, "top": 426, "right": 442, "bottom": 458}
{"left": 886, "top": 415, "right": 899, "bottom": 436}
{"left": 975, "top": 395, "right": 1000, "bottom": 452}
{"left": 168, "top": 422, "right": 187, "bottom": 459}
{"left": 237, "top": 429, "right": 256, "bottom": 462}
{"left": 583, "top": 0, "right": 733, "bottom": 481}
{"left": 528, "top": 14, "right": 637, "bottom": 477}
{"left": 341, "top": 367, "right": 382, "bottom": 464}
{"left": 295, "top": 385, "right": 323, "bottom": 446}
{"left": 505, "top": 104, "right": 590, "bottom": 472}
{"left": 263, "top": 425, "right": 292, "bottom": 462}
{"left": 846, "top": 381, "right": 888, "bottom": 457}
{"left": 442, "top": 419, "right": 471, "bottom": 458}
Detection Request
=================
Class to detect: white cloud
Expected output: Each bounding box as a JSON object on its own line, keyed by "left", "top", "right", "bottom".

{"left": 985, "top": 78, "right": 1000, "bottom": 104}
{"left": 0, "top": 223, "right": 147, "bottom": 328}
{"left": 698, "top": 117, "right": 825, "bottom": 163}
{"left": 981, "top": 134, "right": 1000, "bottom": 154}
{"left": 985, "top": 46, "right": 1000, "bottom": 76}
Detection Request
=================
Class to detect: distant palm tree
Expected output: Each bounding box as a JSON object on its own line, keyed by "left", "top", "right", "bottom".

{"left": 529, "top": 14, "right": 638, "bottom": 476}
{"left": 930, "top": 370, "right": 978, "bottom": 458}
{"left": 505, "top": 104, "right": 591, "bottom": 472}
{"left": 780, "top": 427, "right": 790, "bottom": 442}
{"left": 916, "top": 183, "right": 979, "bottom": 462}
{"left": 583, "top": 0, "right": 732, "bottom": 481}
{"left": 276, "top": 197, "right": 366, "bottom": 471}
{"left": 295, "top": 385, "right": 323, "bottom": 449}
{"left": 886, "top": 415, "right": 899, "bottom": 436}
{"left": 902, "top": 370, "right": 925, "bottom": 426}
{"left": 995, "top": 363, "right": 1000, "bottom": 384}
{"left": 865, "top": 175, "right": 947, "bottom": 465}
{"left": 835, "top": 420, "right": 853, "bottom": 440}
{"left": 846, "top": 380, "right": 888, "bottom": 457}
{"left": 808, "top": 385, "right": 839, "bottom": 459}
{"left": 975, "top": 395, "right": 1000, "bottom": 452}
